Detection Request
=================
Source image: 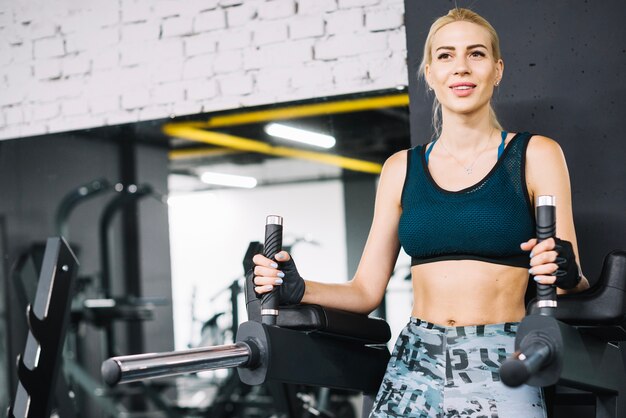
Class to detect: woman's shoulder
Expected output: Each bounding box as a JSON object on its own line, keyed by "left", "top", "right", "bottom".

{"left": 524, "top": 134, "right": 569, "bottom": 193}
{"left": 383, "top": 148, "right": 409, "bottom": 171}
{"left": 525, "top": 134, "right": 565, "bottom": 163}
{"left": 378, "top": 149, "right": 410, "bottom": 189}
{"left": 364, "top": 150, "right": 410, "bottom": 209}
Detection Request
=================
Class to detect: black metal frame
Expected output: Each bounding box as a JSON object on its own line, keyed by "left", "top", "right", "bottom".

{"left": 9, "top": 238, "right": 79, "bottom": 418}
{"left": 0, "top": 217, "right": 11, "bottom": 413}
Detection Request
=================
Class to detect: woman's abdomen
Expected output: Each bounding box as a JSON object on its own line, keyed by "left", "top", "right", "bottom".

{"left": 410, "top": 260, "right": 529, "bottom": 327}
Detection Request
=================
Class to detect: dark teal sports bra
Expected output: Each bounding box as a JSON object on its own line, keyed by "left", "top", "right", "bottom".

{"left": 398, "top": 132, "right": 535, "bottom": 268}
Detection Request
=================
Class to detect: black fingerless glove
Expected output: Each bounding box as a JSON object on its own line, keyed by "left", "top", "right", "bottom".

{"left": 277, "top": 256, "right": 305, "bottom": 305}
{"left": 552, "top": 238, "right": 582, "bottom": 289}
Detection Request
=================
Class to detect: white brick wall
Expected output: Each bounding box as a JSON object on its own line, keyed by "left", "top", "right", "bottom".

{"left": 0, "top": 0, "right": 407, "bottom": 140}
{"left": 257, "top": 0, "right": 295, "bottom": 20}
{"left": 298, "top": 0, "right": 337, "bottom": 15}
{"left": 220, "top": 28, "right": 251, "bottom": 50}
{"left": 185, "top": 33, "right": 218, "bottom": 56}
{"left": 365, "top": 5, "right": 404, "bottom": 32}
{"left": 162, "top": 16, "right": 194, "bottom": 37}
{"left": 194, "top": 9, "right": 226, "bottom": 32}
{"left": 326, "top": 9, "right": 363, "bottom": 35}
{"left": 226, "top": 3, "right": 256, "bottom": 27}
{"left": 288, "top": 15, "right": 324, "bottom": 39}
{"left": 254, "top": 21, "right": 288, "bottom": 45}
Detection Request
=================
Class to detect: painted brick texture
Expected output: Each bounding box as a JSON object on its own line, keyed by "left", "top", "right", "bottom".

{"left": 0, "top": 0, "right": 407, "bottom": 140}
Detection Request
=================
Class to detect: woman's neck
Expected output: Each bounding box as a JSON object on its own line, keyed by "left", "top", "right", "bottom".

{"left": 439, "top": 107, "right": 496, "bottom": 152}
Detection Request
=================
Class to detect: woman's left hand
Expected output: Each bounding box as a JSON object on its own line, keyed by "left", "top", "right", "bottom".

{"left": 521, "top": 238, "right": 559, "bottom": 285}
{"left": 521, "top": 238, "right": 589, "bottom": 292}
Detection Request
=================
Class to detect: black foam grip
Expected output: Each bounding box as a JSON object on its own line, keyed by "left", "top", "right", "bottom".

{"left": 499, "top": 357, "right": 530, "bottom": 387}
{"left": 261, "top": 222, "right": 282, "bottom": 324}
{"left": 263, "top": 223, "right": 282, "bottom": 259}
{"left": 535, "top": 203, "right": 557, "bottom": 307}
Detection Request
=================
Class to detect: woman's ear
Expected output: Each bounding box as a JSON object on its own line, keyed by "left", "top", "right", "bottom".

{"left": 495, "top": 59, "right": 504, "bottom": 84}
{"left": 424, "top": 64, "right": 432, "bottom": 90}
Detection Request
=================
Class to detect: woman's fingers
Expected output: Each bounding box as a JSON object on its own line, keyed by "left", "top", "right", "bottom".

{"left": 253, "top": 265, "right": 284, "bottom": 278}
{"left": 521, "top": 237, "right": 557, "bottom": 254}
{"left": 274, "top": 250, "right": 291, "bottom": 262}
{"left": 252, "top": 251, "right": 292, "bottom": 266}
{"left": 524, "top": 238, "right": 559, "bottom": 285}
{"left": 520, "top": 238, "right": 537, "bottom": 251}
{"left": 254, "top": 273, "right": 284, "bottom": 286}
{"left": 253, "top": 252, "right": 289, "bottom": 294}
{"left": 252, "top": 254, "right": 279, "bottom": 268}
{"left": 255, "top": 284, "right": 275, "bottom": 294}
{"left": 529, "top": 250, "right": 558, "bottom": 267}
{"left": 254, "top": 272, "right": 285, "bottom": 292}
{"left": 529, "top": 262, "right": 558, "bottom": 276}
{"left": 524, "top": 238, "right": 559, "bottom": 276}
{"left": 532, "top": 274, "right": 558, "bottom": 285}
{"left": 522, "top": 238, "right": 562, "bottom": 285}
{"left": 533, "top": 238, "right": 556, "bottom": 255}
{"left": 254, "top": 273, "right": 285, "bottom": 293}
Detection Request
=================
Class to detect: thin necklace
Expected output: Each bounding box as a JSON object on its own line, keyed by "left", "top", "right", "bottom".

{"left": 438, "top": 130, "right": 494, "bottom": 175}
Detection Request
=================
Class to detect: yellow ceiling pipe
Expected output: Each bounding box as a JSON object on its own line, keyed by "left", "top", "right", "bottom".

{"left": 163, "top": 124, "right": 382, "bottom": 174}
{"left": 164, "top": 92, "right": 409, "bottom": 174}
{"left": 203, "top": 93, "right": 409, "bottom": 128}
{"left": 169, "top": 147, "right": 240, "bottom": 160}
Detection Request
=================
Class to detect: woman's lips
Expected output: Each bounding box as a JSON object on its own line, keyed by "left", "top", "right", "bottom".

{"left": 450, "top": 83, "right": 476, "bottom": 97}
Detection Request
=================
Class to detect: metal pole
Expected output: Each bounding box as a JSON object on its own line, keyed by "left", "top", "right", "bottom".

{"left": 101, "top": 343, "right": 252, "bottom": 386}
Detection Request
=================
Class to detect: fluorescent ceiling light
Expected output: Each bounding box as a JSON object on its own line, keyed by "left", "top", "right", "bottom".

{"left": 265, "top": 123, "right": 336, "bottom": 149}
{"left": 200, "top": 172, "right": 257, "bottom": 188}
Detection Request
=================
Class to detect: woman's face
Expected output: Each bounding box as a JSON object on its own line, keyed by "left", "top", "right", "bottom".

{"left": 425, "top": 21, "right": 503, "bottom": 117}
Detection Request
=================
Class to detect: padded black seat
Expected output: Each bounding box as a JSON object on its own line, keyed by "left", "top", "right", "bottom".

{"left": 528, "top": 250, "right": 626, "bottom": 341}
{"left": 277, "top": 304, "right": 391, "bottom": 345}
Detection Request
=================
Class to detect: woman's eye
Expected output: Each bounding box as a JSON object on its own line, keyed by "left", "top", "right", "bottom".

{"left": 470, "top": 51, "right": 486, "bottom": 58}
{"left": 437, "top": 53, "right": 451, "bottom": 60}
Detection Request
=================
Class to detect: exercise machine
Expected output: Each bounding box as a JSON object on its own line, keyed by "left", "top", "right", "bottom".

{"left": 500, "top": 196, "right": 626, "bottom": 417}
{"left": 105, "top": 206, "right": 626, "bottom": 417}
{"left": 9, "top": 180, "right": 178, "bottom": 417}
{"left": 9, "top": 238, "right": 79, "bottom": 418}
{"left": 101, "top": 216, "right": 392, "bottom": 417}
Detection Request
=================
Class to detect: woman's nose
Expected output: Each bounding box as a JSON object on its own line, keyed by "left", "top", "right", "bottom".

{"left": 453, "top": 56, "right": 470, "bottom": 75}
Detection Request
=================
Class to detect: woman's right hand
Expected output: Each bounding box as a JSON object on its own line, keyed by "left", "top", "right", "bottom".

{"left": 252, "top": 250, "right": 306, "bottom": 305}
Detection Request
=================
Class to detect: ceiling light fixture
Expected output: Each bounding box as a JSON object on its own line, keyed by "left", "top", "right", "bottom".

{"left": 200, "top": 172, "right": 257, "bottom": 188}
{"left": 264, "top": 123, "right": 336, "bottom": 149}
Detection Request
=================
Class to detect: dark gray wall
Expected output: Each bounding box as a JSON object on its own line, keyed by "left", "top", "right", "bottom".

{"left": 0, "top": 217, "right": 8, "bottom": 413}
{"left": 0, "top": 133, "right": 174, "bottom": 416}
{"left": 343, "top": 173, "right": 377, "bottom": 279}
{"left": 135, "top": 143, "right": 174, "bottom": 353}
{"left": 405, "top": 0, "right": 626, "bottom": 284}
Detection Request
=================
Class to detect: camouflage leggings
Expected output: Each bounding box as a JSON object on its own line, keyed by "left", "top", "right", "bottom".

{"left": 369, "top": 317, "right": 546, "bottom": 418}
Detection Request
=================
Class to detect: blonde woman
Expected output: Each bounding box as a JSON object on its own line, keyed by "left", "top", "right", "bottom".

{"left": 254, "top": 8, "right": 588, "bottom": 417}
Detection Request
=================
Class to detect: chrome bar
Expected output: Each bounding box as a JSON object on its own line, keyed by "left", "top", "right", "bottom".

{"left": 102, "top": 343, "right": 251, "bottom": 386}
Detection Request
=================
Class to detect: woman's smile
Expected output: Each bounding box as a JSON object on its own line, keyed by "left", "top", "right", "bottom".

{"left": 450, "top": 82, "right": 477, "bottom": 97}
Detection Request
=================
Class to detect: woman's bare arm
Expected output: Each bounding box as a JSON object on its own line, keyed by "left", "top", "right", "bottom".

{"left": 522, "top": 135, "right": 589, "bottom": 294}
{"left": 253, "top": 150, "right": 407, "bottom": 314}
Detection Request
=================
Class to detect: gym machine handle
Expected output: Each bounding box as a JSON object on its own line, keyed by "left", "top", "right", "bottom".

{"left": 261, "top": 215, "right": 282, "bottom": 325}
{"left": 101, "top": 342, "right": 259, "bottom": 386}
{"left": 535, "top": 195, "right": 557, "bottom": 314}
{"left": 500, "top": 195, "right": 558, "bottom": 387}
{"left": 500, "top": 333, "right": 556, "bottom": 388}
